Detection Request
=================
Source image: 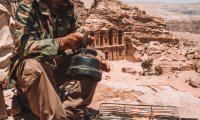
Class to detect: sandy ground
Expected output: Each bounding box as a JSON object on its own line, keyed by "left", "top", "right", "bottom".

{"left": 4, "top": 60, "right": 200, "bottom": 119}
{"left": 90, "top": 60, "right": 200, "bottom": 119}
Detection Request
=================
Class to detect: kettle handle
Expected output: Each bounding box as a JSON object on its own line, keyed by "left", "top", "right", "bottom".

{"left": 82, "top": 34, "right": 88, "bottom": 48}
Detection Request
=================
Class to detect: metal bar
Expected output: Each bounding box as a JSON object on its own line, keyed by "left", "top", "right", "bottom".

{"left": 96, "top": 103, "right": 180, "bottom": 120}
{"left": 122, "top": 104, "right": 125, "bottom": 120}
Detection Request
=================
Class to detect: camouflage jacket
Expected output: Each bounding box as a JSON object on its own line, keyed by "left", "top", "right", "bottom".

{"left": 14, "top": 0, "right": 82, "bottom": 59}
{"left": 9, "top": 0, "right": 82, "bottom": 81}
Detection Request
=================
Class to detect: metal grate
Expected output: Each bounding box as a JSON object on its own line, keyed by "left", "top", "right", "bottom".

{"left": 96, "top": 103, "right": 180, "bottom": 120}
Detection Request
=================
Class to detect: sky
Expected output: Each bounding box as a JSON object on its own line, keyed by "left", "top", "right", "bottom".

{"left": 121, "top": 0, "right": 200, "bottom": 3}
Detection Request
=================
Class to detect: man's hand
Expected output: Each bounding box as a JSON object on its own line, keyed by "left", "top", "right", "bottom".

{"left": 100, "top": 60, "right": 111, "bottom": 72}
{"left": 57, "top": 32, "right": 94, "bottom": 50}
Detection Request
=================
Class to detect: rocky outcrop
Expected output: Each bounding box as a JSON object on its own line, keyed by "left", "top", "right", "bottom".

{"left": 72, "top": 0, "right": 88, "bottom": 24}
{"left": 84, "top": 0, "right": 172, "bottom": 35}
{"left": 190, "top": 61, "right": 200, "bottom": 73}
{"left": 80, "top": 0, "right": 179, "bottom": 62}
{"left": 121, "top": 67, "right": 137, "bottom": 74}
{"left": 186, "top": 75, "right": 200, "bottom": 88}
{"left": 0, "top": 3, "right": 14, "bottom": 81}
{"left": 186, "top": 49, "right": 200, "bottom": 60}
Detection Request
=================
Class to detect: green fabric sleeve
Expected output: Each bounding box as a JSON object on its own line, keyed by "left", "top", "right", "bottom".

{"left": 15, "top": 2, "right": 59, "bottom": 58}
{"left": 37, "top": 39, "right": 59, "bottom": 56}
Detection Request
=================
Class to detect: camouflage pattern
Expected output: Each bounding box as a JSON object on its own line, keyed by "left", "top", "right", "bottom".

{"left": 9, "top": 0, "right": 82, "bottom": 79}
{"left": 14, "top": 0, "right": 81, "bottom": 59}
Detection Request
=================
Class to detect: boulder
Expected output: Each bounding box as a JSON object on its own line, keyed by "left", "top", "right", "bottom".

{"left": 190, "top": 61, "right": 200, "bottom": 73}
{"left": 147, "top": 48, "right": 162, "bottom": 55}
{"left": 133, "top": 52, "right": 142, "bottom": 62}
{"left": 180, "top": 65, "right": 192, "bottom": 71}
{"left": 186, "top": 53, "right": 194, "bottom": 60}
{"left": 121, "top": 67, "right": 137, "bottom": 74}
{"left": 171, "top": 66, "right": 180, "bottom": 72}
{"left": 197, "top": 65, "right": 200, "bottom": 73}
{"left": 193, "top": 52, "right": 200, "bottom": 59}
{"left": 186, "top": 76, "right": 200, "bottom": 88}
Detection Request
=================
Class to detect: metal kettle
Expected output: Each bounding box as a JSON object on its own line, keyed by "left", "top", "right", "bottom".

{"left": 68, "top": 34, "right": 102, "bottom": 82}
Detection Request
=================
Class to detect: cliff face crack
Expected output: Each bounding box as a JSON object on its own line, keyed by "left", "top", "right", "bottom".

{"left": 147, "top": 85, "right": 158, "bottom": 93}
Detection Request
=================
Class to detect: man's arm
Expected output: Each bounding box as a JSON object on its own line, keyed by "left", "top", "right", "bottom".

{"left": 15, "top": 2, "right": 93, "bottom": 57}
{"left": 15, "top": 2, "right": 60, "bottom": 57}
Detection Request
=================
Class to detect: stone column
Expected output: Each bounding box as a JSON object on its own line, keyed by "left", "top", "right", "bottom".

{"left": 94, "top": 31, "right": 100, "bottom": 47}
{"left": 101, "top": 30, "right": 109, "bottom": 46}
{"left": 112, "top": 30, "right": 119, "bottom": 45}
{"left": 119, "top": 30, "right": 124, "bottom": 45}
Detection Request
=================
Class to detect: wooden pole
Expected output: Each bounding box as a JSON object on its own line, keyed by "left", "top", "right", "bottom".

{"left": 0, "top": 82, "right": 7, "bottom": 120}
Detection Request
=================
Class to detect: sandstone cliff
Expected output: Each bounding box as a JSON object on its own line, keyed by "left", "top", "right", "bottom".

{"left": 84, "top": 0, "right": 173, "bottom": 43}
{"left": 79, "top": 0, "right": 179, "bottom": 62}
{"left": 0, "top": 3, "right": 14, "bottom": 81}
{"left": 75, "top": 0, "right": 200, "bottom": 73}
{"left": 72, "top": 0, "right": 88, "bottom": 24}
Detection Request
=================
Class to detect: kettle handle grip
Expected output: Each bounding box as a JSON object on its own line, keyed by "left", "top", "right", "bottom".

{"left": 82, "top": 34, "right": 88, "bottom": 48}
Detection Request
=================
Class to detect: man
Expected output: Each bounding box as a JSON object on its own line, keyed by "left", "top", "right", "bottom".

{"left": 9, "top": 0, "right": 110, "bottom": 119}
